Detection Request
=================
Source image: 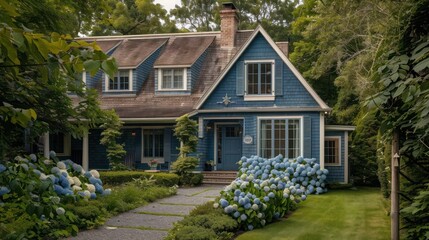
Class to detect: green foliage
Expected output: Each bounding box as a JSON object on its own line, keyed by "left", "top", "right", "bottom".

{"left": 100, "top": 171, "right": 179, "bottom": 187}
{"left": 174, "top": 114, "right": 198, "bottom": 157}
{"left": 166, "top": 201, "right": 238, "bottom": 240}
{"left": 171, "top": 156, "right": 199, "bottom": 176}
{"left": 88, "top": 0, "right": 179, "bottom": 36}
{"left": 401, "top": 183, "right": 429, "bottom": 240}
{"left": 100, "top": 110, "right": 127, "bottom": 169}
{"left": 0, "top": 0, "right": 118, "bottom": 159}
{"left": 100, "top": 184, "right": 177, "bottom": 215}
{"left": 349, "top": 110, "right": 379, "bottom": 186}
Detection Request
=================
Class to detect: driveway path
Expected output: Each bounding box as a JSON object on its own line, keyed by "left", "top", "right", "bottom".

{"left": 69, "top": 185, "right": 224, "bottom": 240}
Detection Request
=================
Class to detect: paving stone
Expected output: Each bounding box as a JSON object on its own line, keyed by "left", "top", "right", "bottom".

{"left": 158, "top": 195, "right": 213, "bottom": 205}
{"left": 106, "top": 212, "right": 183, "bottom": 229}
{"left": 132, "top": 202, "right": 195, "bottom": 215}
{"left": 69, "top": 227, "right": 167, "bottom": 240}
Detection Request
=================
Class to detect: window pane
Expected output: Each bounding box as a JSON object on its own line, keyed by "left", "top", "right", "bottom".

{"left": 50, "top": 133, "right": 65, "bottom": 154}
{"left": 173, "top": 69, "right": 183, "bottom": 89}
{"left": 274, "top": 120, "right": 286, "bottom": 157}
{"left": 144, "top": 129, "right": 164, "bottom": 158}
{"left": 325, "top": 139, "right": 339, "bottom": 164}
{"left": 288, "top": 119, "right": 300, "bottom": 158}
{"left": 247, "top": 63, "right": 258, "bottom": 94}
{"left": 260, "top": 63, "right": 272, "bottom": 94}
{"left": 260, "top": 120, "right": 272, "bottom": 158}
{"left": 162, "top": 69, "right": 172, "bottom": 89}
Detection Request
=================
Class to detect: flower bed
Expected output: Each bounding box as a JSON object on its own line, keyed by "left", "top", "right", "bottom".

{"left": 0, "top": 152, "right": 110, "bottom": 239}
{"left": 216, "top": 155, "right": 328, "bottom": 230}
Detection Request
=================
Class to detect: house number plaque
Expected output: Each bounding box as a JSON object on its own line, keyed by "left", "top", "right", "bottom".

{"left": 243, "top": 135, "right": 253, "bottom": 144}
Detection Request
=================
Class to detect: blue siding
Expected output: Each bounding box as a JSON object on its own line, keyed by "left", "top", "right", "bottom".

{"left": 190, "top": 49, "right": 208, "bottom": 91}
{"left": 201, "top": 33, "right": 319, "bottom": 109}
{"left": 325, "top": 130, "right": 346, "bottom": 183}
{"left": 135, "top": 47, "right": 163, "bottom": 92}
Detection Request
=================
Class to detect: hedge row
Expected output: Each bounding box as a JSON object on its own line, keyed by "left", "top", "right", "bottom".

{"left": 100, "top": 171, "right": 180, "bottom": 187}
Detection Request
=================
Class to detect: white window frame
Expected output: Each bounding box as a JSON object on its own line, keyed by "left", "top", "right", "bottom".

{"left": 324, "top": 136, "right": 341, "bottom": 166}
{"left": 157, "top": 68, "right": 187, "bottom": 91}
{"left": 141, "top": 128, "right": 165, "bottom": 164}
{"left": 104, "top": 69, "right": 133, "bottom": 91}
{"left": 244, "top": 60, "right": 275, "bottom": 101}
{"left": 257, "top": 116, "right": 304, "bottom": 158}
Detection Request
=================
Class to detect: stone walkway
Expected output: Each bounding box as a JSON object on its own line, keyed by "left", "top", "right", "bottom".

{"left": 69, "top": 185, "right": 225, "bottom": 240}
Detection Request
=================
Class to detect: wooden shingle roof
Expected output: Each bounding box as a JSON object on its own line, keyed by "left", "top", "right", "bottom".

{"left": 154, "top": 36, "right": 215, "bottom": 67}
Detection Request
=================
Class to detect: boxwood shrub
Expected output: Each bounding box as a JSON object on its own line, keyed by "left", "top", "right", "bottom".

{"left": 100, "top": 171, "right": 179, "bottom": 187}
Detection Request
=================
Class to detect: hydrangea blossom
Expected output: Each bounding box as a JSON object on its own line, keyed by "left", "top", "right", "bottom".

{"left": 217, "top": 155, "right": 328, "bottom": 231}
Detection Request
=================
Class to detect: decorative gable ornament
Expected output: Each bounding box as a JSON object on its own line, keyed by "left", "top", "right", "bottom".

{"left": 217, "top": 93, "right": 235, "bottom": 106}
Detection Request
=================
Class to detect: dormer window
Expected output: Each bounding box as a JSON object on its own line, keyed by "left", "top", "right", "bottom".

{"left": 105, "top": 69, "right": 133, "bottom": 91}
{"left": 244, "top": 60, "right": 275, "bottom": 101}
{"left": 158, "top": 68, "right": 187, "bottom": 91}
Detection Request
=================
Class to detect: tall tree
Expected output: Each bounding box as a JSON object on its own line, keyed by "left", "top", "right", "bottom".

{"left": 170, "top": 0, "right": 298, "bottom": 41}
{"left": 170, "top": 0, "right": 220, "bottom": 31}
{"left": 0, "top": 0, "right": 117, "bottom": 158}
{"left": 89, "top": 0, "right": 178, "bottom": 35}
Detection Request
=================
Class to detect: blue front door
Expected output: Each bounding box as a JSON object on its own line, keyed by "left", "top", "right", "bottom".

{"left": 216, "top": 125, "right": 242, "bottom": 170}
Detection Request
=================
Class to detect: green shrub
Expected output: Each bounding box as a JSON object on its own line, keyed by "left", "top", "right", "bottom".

{"left": 100, "top": 171, "right": 179, "bottom": 186}
{"left": 173, "top": 226, "right": 218, "bottom": 240}
{"left": 178, "top": 172, "right": 204, "bottom": 186}
{"left": 166, "top": 201, "right": 238, "bottom": 240}
{"left": 171, "top": 156, "right": 199, "bottom": 176}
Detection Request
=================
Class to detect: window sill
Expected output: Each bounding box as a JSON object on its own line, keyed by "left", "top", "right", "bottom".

{"left": 244, "top": 95, "right": 275, "bottom": 101}
{"left": 157, "top": 89, "right": 188, "bottom": 92}
{"left": 325, "top": 163, "right": 341, "bottom": 167}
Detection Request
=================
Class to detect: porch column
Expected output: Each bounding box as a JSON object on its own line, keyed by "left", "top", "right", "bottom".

{"left": 43, "top": 132, "right": 50, "bottom": 158}
{"left": 319, "top": 112, "right": 325, "bottom": 169}
{"left": 82, "top": 130, "right": 89, "bottom": 171}
{"left": 344, "top": 131, "right": 349, "bottom": 183}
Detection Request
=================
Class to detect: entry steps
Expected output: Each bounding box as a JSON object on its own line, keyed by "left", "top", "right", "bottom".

{"left": 202, "top": 171, "right": 238, "bottom": 185}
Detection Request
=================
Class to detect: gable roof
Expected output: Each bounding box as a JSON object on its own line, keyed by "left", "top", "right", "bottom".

{"left": 111, "top": 38, "right": 168, "bottom": 68}
{"left": 194, "top": 25, "right": 330, "bottom": 111}
{"left": 154, "top": 36, "right": 215, "bottom": 67}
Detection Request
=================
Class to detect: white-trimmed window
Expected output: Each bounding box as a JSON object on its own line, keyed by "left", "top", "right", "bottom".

{"left": 158, "top": 68, "right": 187, "bottom": 90}
{"left": 143, "top": 129, "right": 164, "bottom": 161}
{"left": 49, "top": 133, "right": 71, "bottom": 156}
{"left": 245, "top": 60, "right": 275, "bottom": 101}
{"left": 106, "top": 69, "right": 132, "bottom": 91}
{"left": 324, "top": 137, "right": 341, "bottom": 166}
{"left": 259, "top": 117, "right": 302, "bottom": 158}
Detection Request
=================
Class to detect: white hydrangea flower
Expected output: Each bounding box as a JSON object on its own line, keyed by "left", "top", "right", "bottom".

{"left": 56, "top": 207, "right": 65, "bottom": 215}
{"left": 67, "top": 177, "right": 75, "bottom": 185}
{"left": 72, "top": 185, "right": 82, "bottom": 191}
{"left": 90, "top": 170, "right": 100, "bottom": 179}
{"left": 57, "top": 162, "right": 66, "bottom": 170}
{"left": 83, "top": 190, "right": 91, "bottom": 198}
{"left": 72, "top": 177, "right": 81, "bottom": 186}
{"left": 85, "top": 183, "right": 96, "bottom": 193}
{"left": 213, "top": 203, "right": 219, "bottom": 208}
{"left": 39, "top": 173, "right": 48, "bottom": 180}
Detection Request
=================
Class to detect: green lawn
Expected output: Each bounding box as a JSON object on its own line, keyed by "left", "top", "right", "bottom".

{"left": 236, "top": 187, "right": 390, "bottom": 240}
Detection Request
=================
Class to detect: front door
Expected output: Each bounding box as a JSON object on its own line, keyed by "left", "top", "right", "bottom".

{"left": 216, "top": 125, "right": 242, "bottom": 170}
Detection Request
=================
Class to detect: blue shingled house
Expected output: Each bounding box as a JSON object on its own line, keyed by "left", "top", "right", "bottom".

{"left": 44, "top": 3, "right": 354, "bottom": 183}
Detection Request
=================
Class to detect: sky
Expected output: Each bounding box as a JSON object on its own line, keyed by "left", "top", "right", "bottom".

{"left": 154, "top": 0, "right": 181, "bottom": 12}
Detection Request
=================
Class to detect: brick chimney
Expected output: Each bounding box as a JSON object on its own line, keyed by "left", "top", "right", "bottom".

{"left": 276, "top": 42, "right": 289, "bottom": 58}
{"left": 220, "top": 2, "right": 238, "bottom": 49}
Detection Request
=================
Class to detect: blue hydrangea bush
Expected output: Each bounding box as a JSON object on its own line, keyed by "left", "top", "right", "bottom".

{"left": 215, "top": 155, "right": 328, "bottom": 230}
{"left": 0, "top": 151, "right": 111, "bottom": 239}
